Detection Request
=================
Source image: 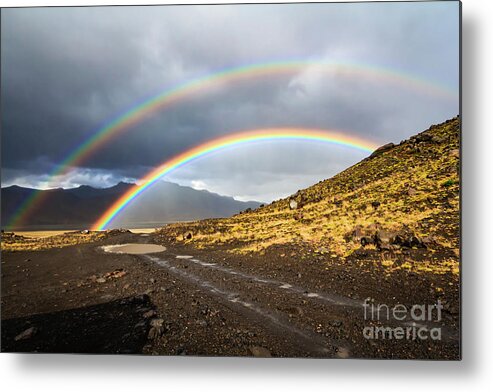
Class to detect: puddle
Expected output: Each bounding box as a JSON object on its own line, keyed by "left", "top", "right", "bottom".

{"left": 101, "top": 243, "right": 166, "bottom": 254}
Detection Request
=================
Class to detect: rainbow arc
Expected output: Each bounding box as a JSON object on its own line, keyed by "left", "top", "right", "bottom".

{"left": 91, "top": 127, "right": 380, "bottom": 231}
{"left": 7, "top": 59, "right": 457, "bottom": 229}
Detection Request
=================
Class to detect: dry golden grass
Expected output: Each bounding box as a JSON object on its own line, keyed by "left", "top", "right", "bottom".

{"left": 159, "top": 118, "right": 461, "bottom": 276}
{"left": 383, "top": 258, "right": 460, "bottom": 276}
{"left": 1, "top": 231, "right": 108, "bottom": 252}
{"left": 11, "top": 230, "right": 77, "bottom": 239}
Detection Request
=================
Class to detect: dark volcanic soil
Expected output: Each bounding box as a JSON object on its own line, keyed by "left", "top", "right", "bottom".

{"left": 1, "top": 231, "right": 459, "bottom": 359}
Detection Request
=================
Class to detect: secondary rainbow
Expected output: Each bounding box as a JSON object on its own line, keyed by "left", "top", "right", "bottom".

{"left": 8, "top": 59, "right": 457, "bottom": 229}
{"left": 91, "top": 127, "right": 380, "bottom": 231}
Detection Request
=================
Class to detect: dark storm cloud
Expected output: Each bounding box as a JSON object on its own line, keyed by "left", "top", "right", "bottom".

{"left": 1, "top": 2, "right": 459, "bottom": 200}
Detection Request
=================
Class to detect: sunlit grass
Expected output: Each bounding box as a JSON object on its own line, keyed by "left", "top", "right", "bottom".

{"left": 155, "top": 118, "right": 461, "bottom": 276}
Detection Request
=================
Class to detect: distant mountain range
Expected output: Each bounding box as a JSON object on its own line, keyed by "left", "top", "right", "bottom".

{"left": 1, "top": 181, "right": 261, "bottom": 230}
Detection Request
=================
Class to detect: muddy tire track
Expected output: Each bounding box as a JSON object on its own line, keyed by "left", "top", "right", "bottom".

{"left": 145, "top": 255, "right": 350, "bottom": 358}
{"left": 152, "top": 251, "right": 458, "bottom": 344}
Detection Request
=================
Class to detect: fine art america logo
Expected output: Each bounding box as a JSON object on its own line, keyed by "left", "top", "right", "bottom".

{"left": 363, "top": 298, "right": 443, "bottom": 341}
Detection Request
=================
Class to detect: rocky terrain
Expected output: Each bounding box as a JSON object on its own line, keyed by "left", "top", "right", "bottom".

{"left": 158, "top": 117, "right": 459, "bottom": 263}
{"left": 1, "top": 117, "right": 460, "bottom": 359}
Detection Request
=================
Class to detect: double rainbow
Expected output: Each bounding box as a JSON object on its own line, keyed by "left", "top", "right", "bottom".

{"left": 7, "top": 59, "right": 456, "bottom": 229}
{"left": 91, "top": 127, "right": 379, "bottom": 230}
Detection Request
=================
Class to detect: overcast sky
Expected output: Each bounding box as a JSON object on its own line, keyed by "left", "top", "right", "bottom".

{"left": 1, "top": 2, "right": 459, "bottom": 203}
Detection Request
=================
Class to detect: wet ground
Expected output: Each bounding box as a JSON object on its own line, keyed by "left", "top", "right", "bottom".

{"left": 1, "top": 231, "right": 460, "bottom": 358}
{"left": 102, "top": 243, "right": 167, "bottom": 254}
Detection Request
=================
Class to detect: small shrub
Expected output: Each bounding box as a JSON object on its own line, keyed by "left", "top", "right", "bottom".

{"left": 442, "top": 179, "right": 458, "bottom": 188}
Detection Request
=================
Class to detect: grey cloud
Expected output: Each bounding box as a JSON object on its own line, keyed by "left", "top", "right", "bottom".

{"left": 1, "top": 2, "right": 459, "bottom": 202}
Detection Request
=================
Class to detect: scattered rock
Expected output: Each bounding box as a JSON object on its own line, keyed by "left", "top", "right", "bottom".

{"left": 104, "top": 269, "right": 127, "bottom": 280}
{"left": 249, "top": 346, "right": 271, "bottom": 357}
{"left": 414, "top": 133, "right": 433, "bottom": 143}
{"left": 329, "top": 320, "right": 343, "bottom": 328}
{"left": 148, "top": 319, "right": 166, "bottom": 340}
{"left": 143, "top": 309, "right": 157, "bottom": 319}
{"left": 92, "top": 269, "right": 127, "bottom": 284}
{"left": 345, "top": 225, "right": 363, "bottom": 242}
{"left": 200, "top": 305, "right": 210, "bottom": 316}
{"left": 335, "top": 346, "right": 350, "bottom": 359}
{"left": 125, "top": 294, "right": 150, "bottom": 305}
{"left": 106, "top": 228, "right": 131, "bottom": 236}
{"left": 431, "top": 135, "right": 445, "bottom": 144}
{"left": 195, "top": 319, "right": 208, "bottom": 327}
{"left": 147, "top": 327, "right": 160, "bottom": 340}
{"left": 348, "top": 224, "right": 426, "bottom": 251}
{"left": 374, "top": 229, "right": 397, "bottom": 249}
{"left": 14, "top": 326, "right": 37, "bottom": 341}
{"left": 391, "top": 234, "right": 405, "bottom": 246}
{"left": 134, "top": 321, "right": 147, "bottom": 330}
{"left": 182, "top": 231, "right": 193, "bottom": 241}
{"left": 421, "top": 235, "right": 437, "bottom": 246}
{"left": 360, "top": 236, "right": 374, "bottom": 247}
{"left": 369, "top": 142, "right": 395, "bottom": 158}
{"left": 289, "top": 199, "right": 298, "bottom": 210}
{"left": 448, "top": 305, "right": 459, "bottom": 315}
{"left": 284, "top": 306, "right": 303, "bottom": 317}
{"left": 407, "top": 235, "right": 425, "bottom": 248}
{"left": 150, "top": 318, "right": 164, "bottom": 328}
{"left": 176, "top": 346, "right": 187, "bottom": 355}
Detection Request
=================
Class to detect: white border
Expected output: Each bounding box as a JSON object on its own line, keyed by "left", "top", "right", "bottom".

{"left": 1, "top": 0, "right": 492, "bottom": 391}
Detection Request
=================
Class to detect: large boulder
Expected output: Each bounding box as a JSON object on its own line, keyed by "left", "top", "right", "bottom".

{"left": 369, "top": 143, "right": 395, "bottom": 158}
{"left": 374, "top": 230, "right": 426, "bottom": 250}
{"left": 182, "top": 231, "right": 193, "bottom": 240}
{"left": 289, "top": 198, "right": 298, "bottom": 210}
{"left": 346, "top": 224, "right": 426, "bottom": 251}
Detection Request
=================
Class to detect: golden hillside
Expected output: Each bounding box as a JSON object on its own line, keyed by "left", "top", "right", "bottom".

{"left": 160, "top": 116, "right": 460, "bottom": 274}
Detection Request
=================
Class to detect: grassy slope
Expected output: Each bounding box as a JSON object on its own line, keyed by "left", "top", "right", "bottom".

{"left": 158, "top": 117, "right": 460, "bottom": 276}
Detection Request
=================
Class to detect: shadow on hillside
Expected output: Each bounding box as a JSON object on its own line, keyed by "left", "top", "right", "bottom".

{"left": 1, "top": 295, "right": 155, "bottom": 354}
